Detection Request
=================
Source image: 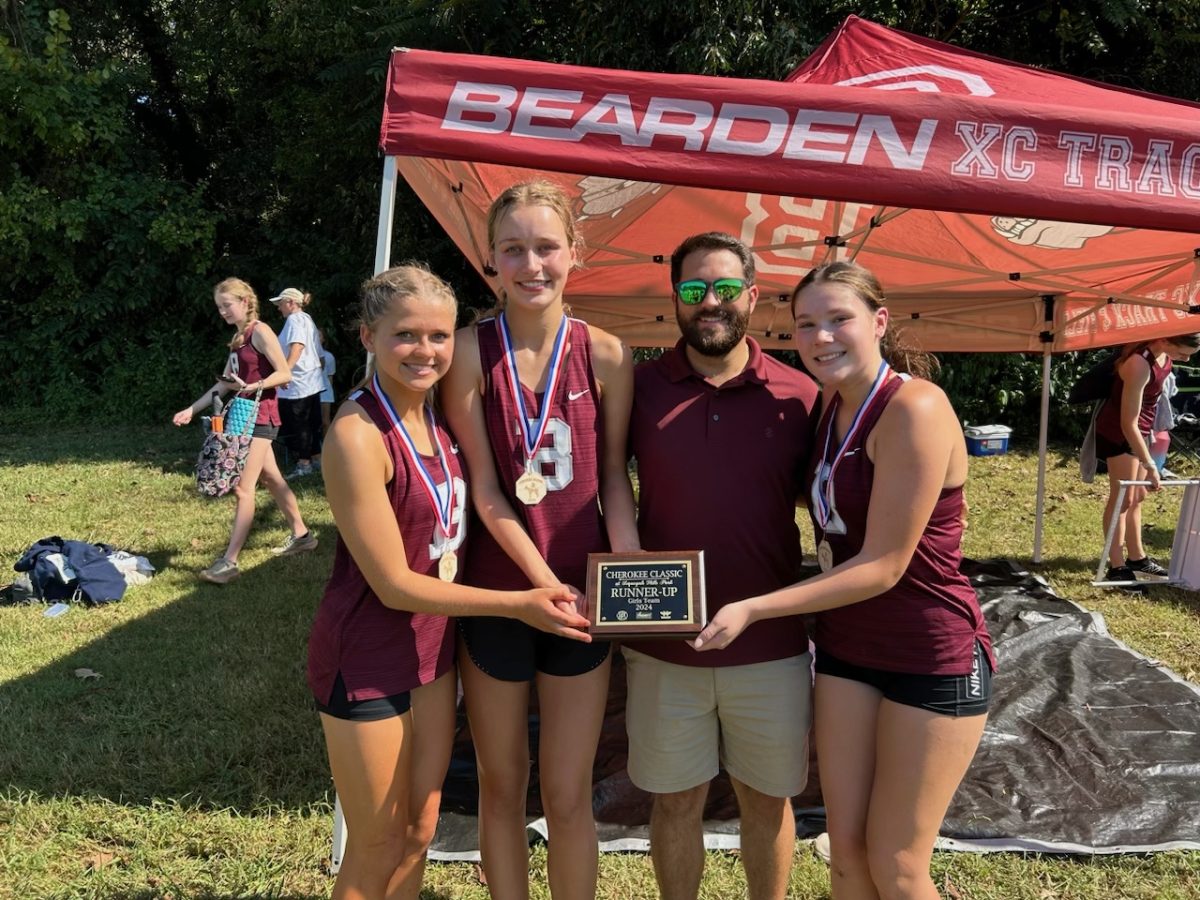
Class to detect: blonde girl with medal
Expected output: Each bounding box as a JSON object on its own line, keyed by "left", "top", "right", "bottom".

{"left": 443, "top": 181, "right": 640, "bottom": 900}
{"left": 307, "top": 266, "right": 590, "bottom": 900}
{"left": 694, "top": 262, "right": 994, "bottom": 900}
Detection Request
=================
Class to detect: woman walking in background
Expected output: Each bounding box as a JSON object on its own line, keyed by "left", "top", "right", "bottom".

{"left": 308, "top": 265, "right": 590, "bottom": 900}
{"left": 695, "top": 262, "right": 994, "bottom": 900}
{"left": 271, "top": 287, "right": 325, "bottom": 478}
{"left": 172, "top": 277, "right": 317, "bottom": 584}
{"left": 1095, "top": 335, "right": 1200, "bottom": 587}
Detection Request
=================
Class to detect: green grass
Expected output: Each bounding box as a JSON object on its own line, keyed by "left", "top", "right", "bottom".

{"left": 1, "top": 427, "right": 1198, "bottom": 898}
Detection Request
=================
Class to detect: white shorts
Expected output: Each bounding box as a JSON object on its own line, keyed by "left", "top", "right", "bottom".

{"left": 622, "top": 647, "right": 813, "bottom": 798}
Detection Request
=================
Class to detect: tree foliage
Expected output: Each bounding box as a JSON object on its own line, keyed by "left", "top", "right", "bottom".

{"left": 2, "top": 0, "right": 1199, "bottom": 428}
{"left": 1, "top": 7, "right": 218, "bottom": 422}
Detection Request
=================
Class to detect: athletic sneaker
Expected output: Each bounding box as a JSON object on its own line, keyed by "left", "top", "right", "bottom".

{"left": 273, "top": 531, "right": 318, "bottom": 556}
{"left": 200, "top": 557, "right": 240, "bottom": 584}
{"left": 1126, "top": 556, "right": 1169, "bottom": 578}
{"left": 1105, "top": 564, "right": 1147, "bottom": 594}
{"left": 286, "top": 462, "right": 315, "bottom": 480}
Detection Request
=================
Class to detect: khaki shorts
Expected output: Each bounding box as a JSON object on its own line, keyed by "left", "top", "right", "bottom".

{"left": 623, "top": 647, "right": 813, "bottom": 798}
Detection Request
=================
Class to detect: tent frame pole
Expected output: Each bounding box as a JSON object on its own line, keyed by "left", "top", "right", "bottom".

{"left": 1032, "top": 294, "right": 1056, "bottom": 565}
{"left": 1033, "top": 346, "right": 1051, "bottom": 563}
{"left": 374, "top": 155, "right": 398, "bottom": 275}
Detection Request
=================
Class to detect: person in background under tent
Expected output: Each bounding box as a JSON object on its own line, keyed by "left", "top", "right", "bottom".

{"left": 1094, "top": 335, "right": 1200, "bottom": 590}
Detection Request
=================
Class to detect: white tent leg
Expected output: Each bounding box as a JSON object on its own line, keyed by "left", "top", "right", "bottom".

{"left": 1032, "top": 347, "right": 1051, "bottom": 563}
{"left": 375, "top": 155, "right": 398, "bottom": 275}
{"left": 331, "top": 791, "right": 347, "bottom": 874}
{"left": 363, "top": 155, "right": 400, "bottom": 382}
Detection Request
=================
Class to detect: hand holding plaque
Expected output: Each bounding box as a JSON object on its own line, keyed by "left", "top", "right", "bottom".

{"left": 585, "top": 550, "right": 706, "bottom": 637}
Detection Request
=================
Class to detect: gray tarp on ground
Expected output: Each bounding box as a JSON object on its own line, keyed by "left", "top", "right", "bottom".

{"left": 430, "top": 559, "right": 1200, "bottom": 858}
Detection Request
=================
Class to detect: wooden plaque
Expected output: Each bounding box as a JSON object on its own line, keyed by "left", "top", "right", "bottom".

{"left": 585, "top": 550, "right": 706, "bottom": 637}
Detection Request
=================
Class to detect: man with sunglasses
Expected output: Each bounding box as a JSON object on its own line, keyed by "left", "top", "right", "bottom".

{"left": 625, "top": 232, "right": 820, "bottom": 900}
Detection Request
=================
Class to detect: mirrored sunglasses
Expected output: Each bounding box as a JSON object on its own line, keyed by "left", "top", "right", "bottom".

{"left": 674, "top": 278, "right": 748, "bottom": 305}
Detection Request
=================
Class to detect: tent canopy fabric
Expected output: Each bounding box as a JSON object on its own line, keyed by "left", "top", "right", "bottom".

{"left": 380, "top": 16, "right": 1200, "bottom": 353}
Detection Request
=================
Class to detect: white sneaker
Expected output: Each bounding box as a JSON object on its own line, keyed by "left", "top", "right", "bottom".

{"left": 813, "top": 832, "right": 831, "bottom": 864}
{"left": 286, "top": 462, "right": 314, "bottom": 480}
{"left": 273, "top": 531, "right": 319, "bottom": 556}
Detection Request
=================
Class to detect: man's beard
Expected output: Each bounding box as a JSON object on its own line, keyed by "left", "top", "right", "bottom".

{"left": 678, "top": 305, "right": 750, "bottom": 357}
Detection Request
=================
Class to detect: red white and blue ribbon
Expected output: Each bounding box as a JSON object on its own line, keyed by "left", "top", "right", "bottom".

{"left": 371, "top": 374, "right": 456, "bottom": 540}
{"left": 814, "top": 360, "right": 891, "bottom": 530}
{"left": 497, "top": 312, "right": 569, "bottom": 463}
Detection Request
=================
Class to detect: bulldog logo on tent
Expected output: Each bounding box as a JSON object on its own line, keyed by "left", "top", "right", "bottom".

{"left": 990, "top": 217, "right": 1115, "bottom": 250}
{"left": 575, "top": 177, "right": 662, "bottom": 220}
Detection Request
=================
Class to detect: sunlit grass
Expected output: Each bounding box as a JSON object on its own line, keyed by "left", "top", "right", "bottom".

{"left": 1, "top": 427, "right": 1197, "bottom": 898}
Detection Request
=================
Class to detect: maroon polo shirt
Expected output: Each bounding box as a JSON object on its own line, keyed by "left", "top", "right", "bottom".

{"left": 629, "top": 338, "right": 819, "bottom": 667}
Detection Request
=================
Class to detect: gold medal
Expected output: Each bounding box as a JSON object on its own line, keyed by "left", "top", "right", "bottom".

{"left": 817, "top": 539, "right": 833, "bottom": 573}
{"left": 438, "top": 549, "right": 458, "bottom": 582}
{"left": 515, "top": 469, "right": 548, "bottom": 506}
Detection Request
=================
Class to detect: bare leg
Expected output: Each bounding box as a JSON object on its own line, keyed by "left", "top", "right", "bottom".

{"left": 536, "top": 655, "right": 610, "bottom": 900}
{"left": 257, "top": 437, "right": 308, "bottom": 537}
{"left": 730, "top": 777, "right": 794, "bottom": 900}
{"left": 649, "top": 783, "right": 708, "bottom": 900}
{"left": 864, "top": 703, "right": 987, "bottom": 900}
{"left": 1124, "top": 461, "right": 1151, "bottom": 562}
{"left": 459, "top": 645, "right": 532, "bottom": 900}
{"left": 391, "top": 669, "right": 457, "bottom": 900}
{"left": 815, "top": 674, "right": 882, "bottom": 900}
{"left": 320, "top": 712, "right": 413, "bottom": 900}
{"left": 1103, "top": 455, "right": 1141, "bottom": 568}
{"left": 223, "top": 437, "right": 270, "bottom": 561}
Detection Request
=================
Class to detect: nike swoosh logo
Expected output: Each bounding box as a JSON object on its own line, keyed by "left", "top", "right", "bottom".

{"left": 568, "top": 389, "right": 590, "bottom": 401}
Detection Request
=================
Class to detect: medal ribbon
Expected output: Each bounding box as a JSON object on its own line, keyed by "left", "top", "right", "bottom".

{"left": 370, "top": 374, "right": 456, "bottom": 539}
{"left": 815, "top": 360, "right": 890, "bottom": 530}
{"left": 498, "top": 312, "right": 569, "bottom": 465}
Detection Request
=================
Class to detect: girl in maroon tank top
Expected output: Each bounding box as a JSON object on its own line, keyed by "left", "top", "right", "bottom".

{"left": 1095, "top": 337, "right": 1199, "bottom": 586}
{"left": 694, "top": 261, "right": 992, "bottom": 900}
{"left": 171, "top": 277, "right": 313, "bottom": 585}
{"left": 441, "top": 181, "right": 640, "bottom": 900}
{"left": 311, "top": 266, "right": 587, "bottom": 900}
